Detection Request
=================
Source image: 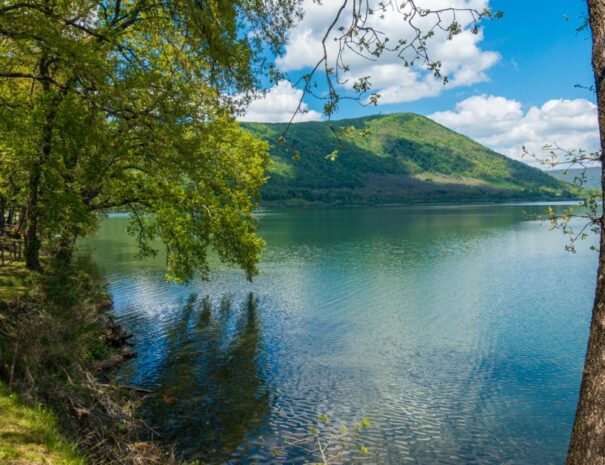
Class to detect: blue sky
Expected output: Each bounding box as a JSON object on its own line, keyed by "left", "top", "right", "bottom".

{"left": 412, "top": 0, "right": 593, "bottom": 114}
{"left": 241, "top": 0, "right": 598, "bottom": 164}
{"left": 481, "top": 0, "right": 592, "bottom": 104}
{"left": 301, "top": 0, "right": 594, "bottom": 118}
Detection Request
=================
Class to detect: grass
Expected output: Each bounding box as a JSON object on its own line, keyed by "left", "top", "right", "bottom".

{"left": 1, "top": 261, "right": 86, "bottom": 464}
{"left": 0, "top": 381, "right": 86, "bottom": 465}
{"left": 0, "top": 260, "right": 30, "bottom": 301}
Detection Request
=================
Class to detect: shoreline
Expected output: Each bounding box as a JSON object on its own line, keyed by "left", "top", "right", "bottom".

{"left": 0, "top": 257, "right": 179, "bottom": 465}
{"left": 106, "top": 197, "right": 592, "bottom": 218}
{"left": 257, "top": 194, "right": 590, "bottom": 210}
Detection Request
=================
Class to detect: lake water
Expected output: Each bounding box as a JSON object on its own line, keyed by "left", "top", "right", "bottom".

{"left": 85, "top": 204, "right": 597, "bottom": 465}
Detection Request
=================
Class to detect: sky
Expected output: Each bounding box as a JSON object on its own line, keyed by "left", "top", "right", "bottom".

{"left": 239, "top": 0, "right": 599, "bottom": 165}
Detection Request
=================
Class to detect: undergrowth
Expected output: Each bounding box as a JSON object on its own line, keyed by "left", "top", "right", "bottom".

{"left": 0, "top": 254, "right": 180, "bottom": 465}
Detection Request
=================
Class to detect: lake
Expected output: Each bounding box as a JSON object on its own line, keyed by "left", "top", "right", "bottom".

{"left": 84, "top": 204, "right": 597, "bottom": 465}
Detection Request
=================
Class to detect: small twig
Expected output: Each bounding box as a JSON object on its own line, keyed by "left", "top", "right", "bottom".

{"left": 317, "top": 436, "right": 328, "bottom": 464}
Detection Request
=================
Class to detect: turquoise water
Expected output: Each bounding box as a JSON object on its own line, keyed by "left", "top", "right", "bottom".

{"left": 85, "top": 204, "right": 597, "bottom": 464}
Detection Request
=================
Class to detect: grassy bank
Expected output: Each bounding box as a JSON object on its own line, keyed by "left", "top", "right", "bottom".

{"left": 0, "top": 259, "right": 29, "bottom": 301}
{"left": 0, "top": 381, "right": 86, "bottom": 465}
{"left": 0, "top": 259, "right": 86, "bottom": 464}
{"left": 0, "top": 255, "right": 179, "bottom": 465}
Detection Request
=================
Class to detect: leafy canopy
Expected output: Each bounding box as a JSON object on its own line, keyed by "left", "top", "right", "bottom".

{"left": 0, "top": 0, "right": 301, "bottom": 280}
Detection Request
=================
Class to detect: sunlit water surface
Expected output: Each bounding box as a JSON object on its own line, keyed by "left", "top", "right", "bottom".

{"left": 84, "top": 204, "right": 596, "bottom": 464}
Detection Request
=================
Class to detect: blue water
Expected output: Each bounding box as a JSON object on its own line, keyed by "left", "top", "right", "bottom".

{"left": 85, "top": 204, "right": 597, "bottom": 464}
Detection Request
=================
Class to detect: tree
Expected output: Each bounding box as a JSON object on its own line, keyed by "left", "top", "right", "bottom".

{"left": 11, "top": 0, "right": 605, "bottom": 462}
{"left": 0, "top": 0, "right": 503, "bottom": 280}
{"left": 564, "top": 1, "right": 605, "bottom": 463}
{"left": 0, "top": 0, "right": 300, "bottom": 280}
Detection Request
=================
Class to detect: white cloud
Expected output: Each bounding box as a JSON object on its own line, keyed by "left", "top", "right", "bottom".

{"left": 238, "top": 81, "right": 322, "bottom": 123}
{"left": 429, "top": 95, "right": 600, "bottom": 163}
{"left": 276, "top": 0, "right": 500, "bottom": 104}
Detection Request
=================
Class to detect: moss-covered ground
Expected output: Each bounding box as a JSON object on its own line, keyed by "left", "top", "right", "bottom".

{"left": 0, "top": 260, "right": 29, "bottom": 301}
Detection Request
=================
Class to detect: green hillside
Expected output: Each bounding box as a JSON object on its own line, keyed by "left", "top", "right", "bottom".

{"left": 243, "top": 113, "right": 577, "bottom": 206}
{"left": 548, "top": 166, "right": 601, "bottom": 190}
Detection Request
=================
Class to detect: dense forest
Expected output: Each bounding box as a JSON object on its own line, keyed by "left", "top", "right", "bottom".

{"left": 245, "top": 113, "right": 577, "bottom": 206}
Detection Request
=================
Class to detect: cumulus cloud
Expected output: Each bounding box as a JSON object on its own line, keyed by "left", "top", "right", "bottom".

{"left": 429, "top": 95, "right": 599, "bottom": 163}
{"left": 276, "top": 0, "right": 500, "bottom": 104}
{"left": 238, "top": 81, "right": 322, "bottom": 123}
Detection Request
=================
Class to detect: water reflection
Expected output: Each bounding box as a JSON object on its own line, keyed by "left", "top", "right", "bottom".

{"left": 84, "top": 204, "right": 598, "bottom": 464}
{"left": 141, "top": 292, "right": 270, "bottom": 462}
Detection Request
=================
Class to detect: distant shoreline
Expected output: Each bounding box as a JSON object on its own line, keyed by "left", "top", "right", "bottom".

{"left": 104, "top": 196, "right": 595, "bottom": 219}
{"left": 256, "top": 195, "right": 589, "bottom": 210}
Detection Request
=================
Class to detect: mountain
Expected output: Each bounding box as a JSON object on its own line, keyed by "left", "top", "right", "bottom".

{"left": 243, "top": 113, "right": 577, "bottom": 206}
{"left": 548, "top": 166, "right": 601, "bottom": 190}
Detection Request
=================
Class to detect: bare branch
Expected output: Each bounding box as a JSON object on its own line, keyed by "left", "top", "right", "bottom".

{"left": 277, "top": 0, "right": 501, "bottom": 139}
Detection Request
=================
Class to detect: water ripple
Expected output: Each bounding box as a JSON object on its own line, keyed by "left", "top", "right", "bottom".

{"left": 83, "top": 205, "right": 597, "bottom": 464}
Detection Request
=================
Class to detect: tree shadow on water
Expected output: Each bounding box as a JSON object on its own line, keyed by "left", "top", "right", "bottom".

{"left": 141, "top": 292, "right": 270, "bottom": 462}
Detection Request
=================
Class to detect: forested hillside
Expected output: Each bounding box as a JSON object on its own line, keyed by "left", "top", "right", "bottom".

{"left": 243, "top": 113, "right": 576, "bottom": 206}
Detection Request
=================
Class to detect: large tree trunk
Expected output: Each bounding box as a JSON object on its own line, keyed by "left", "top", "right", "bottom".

{"left": 0, "top": 196, "right": 5, "bottom": 236}
{"left": 565, "top": 1, "right": 605, "bottom": 464}
{"left": 23, "top": 163, "right": 42, "bottom": 270}
{"left": 23, "top": 56, "right": 57, "bottom": 271}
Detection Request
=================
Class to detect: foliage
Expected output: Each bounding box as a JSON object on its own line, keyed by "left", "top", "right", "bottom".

{"left": 0, "top": 0, "right": 301, "bottom": 279}
{"left": 244, "top": 113, "right": 579, "bottom": 206}
{"left": 522, "top": 144, "right": 602, "bottom": 253}
{"left": 0, "top": 256, "right": 113, "bottom": 390}
{"left": 0, "top": 254, "right": 181, "bottom": 464}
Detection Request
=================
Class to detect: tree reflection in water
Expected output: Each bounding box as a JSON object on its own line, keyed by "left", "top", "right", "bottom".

{"left": 142, "top": 292, "right": 270, "bottom": 462}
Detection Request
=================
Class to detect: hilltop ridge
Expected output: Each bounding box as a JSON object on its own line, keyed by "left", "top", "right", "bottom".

{"left": 243, "top": 113, "right": 575, "bottom": 206}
